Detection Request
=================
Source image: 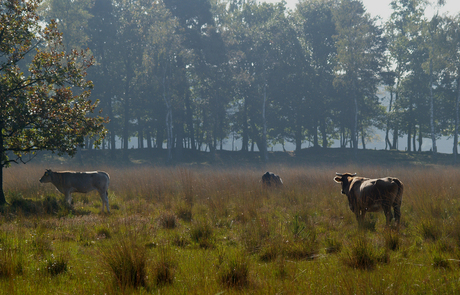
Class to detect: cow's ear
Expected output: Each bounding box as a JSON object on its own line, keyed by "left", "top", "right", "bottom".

{"left": 334, "top": 176, "right": 342, "bottom": 183}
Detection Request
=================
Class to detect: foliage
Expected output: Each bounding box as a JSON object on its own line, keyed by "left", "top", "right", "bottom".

{"left": 0, "top": 0, "right": 106, "bottom": 204}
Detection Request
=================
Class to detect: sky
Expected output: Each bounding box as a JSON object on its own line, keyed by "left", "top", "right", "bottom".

{"left": 261, "top": 0, "right": 460, "bottom": 22}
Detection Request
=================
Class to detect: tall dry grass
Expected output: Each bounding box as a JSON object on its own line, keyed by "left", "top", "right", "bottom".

{"left": 2, "top": 163, "right": 460, "bottom": 293}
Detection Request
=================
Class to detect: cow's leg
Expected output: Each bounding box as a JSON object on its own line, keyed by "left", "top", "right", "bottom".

{"left": 393, "top": 203, "right": 401, "bottom": 226}
{"left": 99, "top": 190, "right": 110, "bottom": 214}
{"left": 65, "top": 192, "right": 72, "bottom": 206}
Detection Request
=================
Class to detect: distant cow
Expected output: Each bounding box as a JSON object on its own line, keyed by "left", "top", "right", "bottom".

{"left": 262, "top": 171, "right": 283, "bottom": 187}
{"left": 40, "top": 169, "right": 110, "bottom": 213}
{"left": 334, "top": 173, "right": 403, "bottom": 227}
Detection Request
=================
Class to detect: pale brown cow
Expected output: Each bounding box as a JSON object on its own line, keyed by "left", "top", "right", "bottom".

{"left": 40, "top": 169, "right": 110, "bottom": 213}
{"left": 334, "top": 172, "right": 403, "bottom": 227}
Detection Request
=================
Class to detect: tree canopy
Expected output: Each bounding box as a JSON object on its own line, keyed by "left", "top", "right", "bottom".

{"left": 0, "top": 0, "right": 106, "bottom": 204}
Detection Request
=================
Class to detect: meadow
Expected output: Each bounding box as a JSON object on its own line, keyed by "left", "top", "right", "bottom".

{"left": 1, "top": 163, "right": 460, "bottom": 294}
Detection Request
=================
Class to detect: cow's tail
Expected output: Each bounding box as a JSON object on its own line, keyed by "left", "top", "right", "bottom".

{"left": 392, "top": 178, "right": 404, "bottom": 224}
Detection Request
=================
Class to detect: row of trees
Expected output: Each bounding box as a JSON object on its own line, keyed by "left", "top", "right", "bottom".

{"left": 39, "top": 0, "right": 460, "bottom": 161}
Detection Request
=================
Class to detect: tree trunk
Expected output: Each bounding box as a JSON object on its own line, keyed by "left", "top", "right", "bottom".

{"left": 262, "top": 85, "right": 268, "bottom": 163}
{"left": 185, "top": 88, "right": 196, "bottom": 151}
{"left": 385, "top": 89, "right": 394, "bottom": 150}
{"left": 352, "top": 80, "right": 358, "bottom": 158}
{"left": 429, "top": 58, "right": 437, "bottom": 156}
{"left": 163, "top": 63, "right": 173, "bottom": 162}
{"left": 0, "top": 121, "right": 7, "bottom": 205}
{"left": 320, "top": 116, "right": 328, "bottom": 148}
{"left": 242, "top": 97, "right": 248, "bottom": 152}
{"left": 454, "top": 76, "right": 459, "bottom": 163}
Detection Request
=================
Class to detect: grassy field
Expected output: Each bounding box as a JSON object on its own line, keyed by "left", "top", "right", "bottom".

{"left": 1, "top": 163, "right": 460, "bottom": 294}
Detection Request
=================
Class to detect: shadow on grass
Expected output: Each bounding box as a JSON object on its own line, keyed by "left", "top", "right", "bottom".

{"left": 1, "top": 192, "right": 91, "bottom": 217}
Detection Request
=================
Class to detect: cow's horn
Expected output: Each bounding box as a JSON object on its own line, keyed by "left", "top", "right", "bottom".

{"left": 335, "top": 172, "right": 343, "bottom": 176}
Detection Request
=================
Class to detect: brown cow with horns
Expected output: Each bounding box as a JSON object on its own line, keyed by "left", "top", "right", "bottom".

{"left": 333, "top": 172, "right": 403, "bottom": 227}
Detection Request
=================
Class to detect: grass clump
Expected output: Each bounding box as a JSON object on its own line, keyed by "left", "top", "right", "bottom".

{"left": 218, "top": 250, "right": 250, "bottom": 288}
{"left": 419, "top": 219, "right": 442, "bottom": 241}
{"left": 152, "top": 247, "right": 176, "bottom": 285}
{"left": 44, "top": 253, "right": 68, "bottom": 276}
{"left": 101, "top": 237, "right": 148, "bottom": 290}
{"left": 432, "top": 252, "right": 450, "bottom": 269}
{"left": 343, "top": 236, "right": 380, "bottom": 270}
{"left": 190, "top": 219, "right": 214, "bottom": 248}
{"left": 170, "top": 233, "right": 189, "bottom": 247}
{"left": 384, "top": 229, "right": 400, "bottom": 251}
{"left": 158, "top": 211, "right": 177, "bottom": 229}
{"left": 96, "top": 226, "right": 111, "bottom": 239}
{"left": 0, "top": 249, "right": 24, "bottom": 278}
{"left": 325, "top": 236, "right": 343, "bottom": 254}
{"left": 175, "top": 202, "right": 192, "bottom": 222}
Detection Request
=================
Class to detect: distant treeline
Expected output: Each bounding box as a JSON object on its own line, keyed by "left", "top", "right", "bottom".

{"left": 40, "top": 0, "right": 460, "bottom": 161}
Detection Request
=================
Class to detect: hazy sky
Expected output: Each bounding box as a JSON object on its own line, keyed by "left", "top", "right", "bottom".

{"left": 261, "top": 0, "right": 460, "bottom": 22}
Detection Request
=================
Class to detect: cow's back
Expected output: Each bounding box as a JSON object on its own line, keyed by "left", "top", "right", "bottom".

{"left": 56, "top": 171, "right": 109, "bottom": 193}
{"left": 359, "top": 178, "right": 398, "bottom": 207}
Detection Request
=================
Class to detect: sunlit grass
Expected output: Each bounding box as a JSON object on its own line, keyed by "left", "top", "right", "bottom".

{"left": 1, "top": 163, "right": 460, "bottom": 293}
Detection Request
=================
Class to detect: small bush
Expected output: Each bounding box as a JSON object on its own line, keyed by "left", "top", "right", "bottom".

{"left": 158, "top": 211, "right": 177, "bottom": 229}
{"left": 218, "top": 251, "right": 250, "bottom": 288}
{"left": 44, "top": 253, "right": 68, "bottom": 276}
{"left": 101, "top": 238, "right": 147, "bottom": 290}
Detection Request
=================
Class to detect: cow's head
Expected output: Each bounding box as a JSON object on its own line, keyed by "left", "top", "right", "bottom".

{"left": 334, "top": 172, "right": 358, "bottom": 211}
{"left": 39, "top": 169, "right": 53, "bottom": 183}
{"left": 333, "top": 172, "right": 357, "bottom": 195}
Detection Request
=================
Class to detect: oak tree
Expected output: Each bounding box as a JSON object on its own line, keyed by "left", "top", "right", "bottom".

{"left": 0, "top": 0, "right": 106, "bottom": 204}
